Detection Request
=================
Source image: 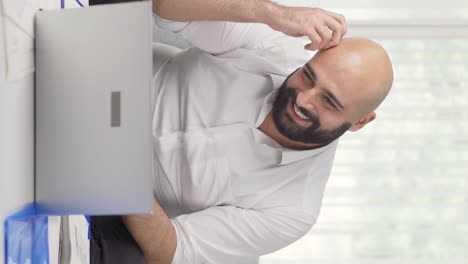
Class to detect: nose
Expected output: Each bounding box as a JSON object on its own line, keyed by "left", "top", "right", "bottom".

{"left": 295, "top": 89, "right": 318, "bottom": 112}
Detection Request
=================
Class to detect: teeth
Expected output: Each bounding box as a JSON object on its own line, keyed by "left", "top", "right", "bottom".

{"left": 293, "top": 103, "right": 310, "bottom": 120}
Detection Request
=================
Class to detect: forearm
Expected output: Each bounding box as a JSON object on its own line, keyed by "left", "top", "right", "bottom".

{"left": 122, "top": 201, "right": 176, "bottom": 264}
{"left": 153, "top": 0, "right": 283, "bottom": 25}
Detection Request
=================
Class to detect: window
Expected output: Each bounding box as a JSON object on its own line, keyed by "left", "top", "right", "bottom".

{"left": 260, "top": 7, "right": 468, "bottom": 264}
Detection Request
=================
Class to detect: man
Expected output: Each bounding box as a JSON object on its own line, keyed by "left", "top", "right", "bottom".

{"left": 91, "top": 0, "right": 393, "bottom": 263}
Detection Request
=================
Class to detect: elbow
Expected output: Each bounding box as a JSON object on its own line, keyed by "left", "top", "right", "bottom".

{"left": 152, "top": 0, "right": 166, "bottom": 16}
{"left": 153, "top": 0, "right": 171, "bottom": 19}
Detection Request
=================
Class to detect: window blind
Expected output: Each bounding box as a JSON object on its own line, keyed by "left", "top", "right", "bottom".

{"left": 260, "top": 29, "right": 468, "bottom": 264}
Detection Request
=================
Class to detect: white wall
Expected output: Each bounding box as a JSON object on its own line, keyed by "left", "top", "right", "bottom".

{"left": 0, "top": 2, "right": 35, "bottom": 262}
{"left": 0, "top": 77, "right": 35, "bottom": 263}
{"left": 275, "top": 0, "right": 468, "bottom": 8}
{"left": 0, "top": 0, "right": 66, "bottom": 260}
{"left": 274, "top": 1, "right": 468, "bottom": 22}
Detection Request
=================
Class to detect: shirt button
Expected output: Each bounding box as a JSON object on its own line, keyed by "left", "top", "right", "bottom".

{"left": 207, "top": 132, "right": 214, "bottom": 142}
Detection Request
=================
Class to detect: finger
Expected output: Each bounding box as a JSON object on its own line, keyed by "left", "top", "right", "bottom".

{"left": 305, "top": 30, "right": 322, "bottom": 51}
{"left": 324, "top": 17, "right": 342, "bottom": 48}
{"left": 315, "top": 26, "right": 332, "bottom": 49}
{"left": 324, "top": 10, "right": 346, "bottom": 25}
{"left": 324, "top": 11, "right": 347, "bottom": 38}
{"left": 340, "top": 15, "right": 348, "bottom": 37}
{"left": 323, "top": 42, "right": 336, "bottom": 50}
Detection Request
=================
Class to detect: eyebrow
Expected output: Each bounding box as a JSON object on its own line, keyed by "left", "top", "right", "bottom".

{"left": 304, "top": 63, "right": 345, "bottom": 111}
{"left": 323, "top": 88, "right": 345, "bottom": 110}
{"left": 303, "top": 63, "right": 317, "bottom": 83}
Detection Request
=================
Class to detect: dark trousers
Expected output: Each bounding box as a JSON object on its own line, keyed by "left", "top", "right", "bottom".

{"left": 90, "top": 216, "right": 145, "bottom": 264}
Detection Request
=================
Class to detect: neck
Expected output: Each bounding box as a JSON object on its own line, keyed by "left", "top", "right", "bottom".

{"left": 258, "top": 111, "right": 322, "bottom": 150}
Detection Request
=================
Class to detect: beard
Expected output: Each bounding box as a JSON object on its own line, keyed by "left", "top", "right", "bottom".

{"left": 271, "top": 70, "right": 352, "bottom": 146}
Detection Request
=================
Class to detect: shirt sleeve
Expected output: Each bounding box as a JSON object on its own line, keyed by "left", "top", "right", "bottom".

{"left": 152, "top": 14, "right": 306, "bottom": 57}
{"left": 169, "top": 205, "right": 315, "bottom": 264}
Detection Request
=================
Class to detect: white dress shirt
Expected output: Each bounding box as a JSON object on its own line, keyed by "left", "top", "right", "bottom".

{"left": 151, "top": 15, "right": 339, "bottom": 264}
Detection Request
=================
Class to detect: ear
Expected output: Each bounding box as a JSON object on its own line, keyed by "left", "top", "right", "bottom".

{"left": 348, "top": 112, "right": 376, "bottom": 132}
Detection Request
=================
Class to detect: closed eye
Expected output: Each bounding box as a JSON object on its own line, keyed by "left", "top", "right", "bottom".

{"left": 303, "top": 69, "right": 316, "bottom": 87}
{"left": 323, "top": 95, "right": 338, "bottom": 110}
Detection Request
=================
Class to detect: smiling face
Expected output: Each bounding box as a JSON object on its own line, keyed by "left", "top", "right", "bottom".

{"left": 270, "top": 38, "right": 393, "bottom": 148}
{"left": 272, "top": 67, "right": 352, "bottom": 146}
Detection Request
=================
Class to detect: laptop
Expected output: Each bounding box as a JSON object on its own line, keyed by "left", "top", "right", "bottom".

{"left": 35, "top": 1, "right": 154, "bottom": 215}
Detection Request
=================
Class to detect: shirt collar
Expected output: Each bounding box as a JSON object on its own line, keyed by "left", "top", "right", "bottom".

{"left": 254, "top": 73, "right": 285, "bottom": 128}
{"left": 269, "top": 73, "right": 286, "bottom": 90}
{"left": 279, "top": 140, "right": 338, "bottom": 165}
{"left": 251, "top": 127, "right": 339, "bottom": 165}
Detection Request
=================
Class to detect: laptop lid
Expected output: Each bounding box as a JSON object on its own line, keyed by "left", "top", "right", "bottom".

{"left": 35, "top": 1, "right": 154, "bottom": 215}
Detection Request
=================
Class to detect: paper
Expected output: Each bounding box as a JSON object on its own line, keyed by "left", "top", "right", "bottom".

{"left": 3, "top": 17, "right": 34, "bottom": 80}
{"left": 60, "top": 215, "right": 90, "bottom": 264}
{"left": 64, "top": 0, "right": 89, "bottom": 9}
{"left": 0, "top": 0, "right": 83, "bottom": 81}
{"left": 2, "top": 0, "right": 38, "bottom": 36}
{"left": 48, "top": 216, "right": 61, "bottom": 264}
{"left": 0, "top": 0, "right": 36, "bottom": 80}
{"left": 0, "top": 4, "right": 6, "bottom": 80}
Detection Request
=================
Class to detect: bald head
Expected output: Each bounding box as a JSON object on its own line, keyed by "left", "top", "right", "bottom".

{"left": 312, "top": 38, "right": 394, "bottom": 115}
{"left": 265, "top": 38, "right": 394, "bottom": 149}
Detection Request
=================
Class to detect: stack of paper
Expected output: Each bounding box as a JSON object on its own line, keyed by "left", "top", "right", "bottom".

{"left": 0, "top": 0, "right": 88, "bottom": 81}
{"left": 59, "top": 215, "right": 90, "bottom": 264}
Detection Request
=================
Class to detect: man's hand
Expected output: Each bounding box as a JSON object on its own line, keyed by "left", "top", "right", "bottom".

{"left": 266, "top": 7, "right": 347, "bottom": 51}
{"left": 153, "top": 0, "right": 347, "bottom": 50}
{"left": 122, "top": 200, "right": 177, "bottom": 264}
